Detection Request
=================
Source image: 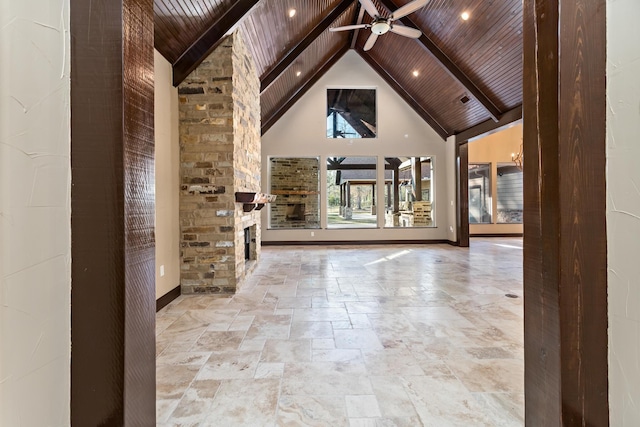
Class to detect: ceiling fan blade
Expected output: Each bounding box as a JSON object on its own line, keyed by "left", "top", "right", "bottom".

{"left": 363, "top": 32, "right": 379, "bottom": 51}
{"left": 330, "top": 24, "right": 369, "bottom": 32}
{"left": 389, "top": 24, "right": 422, "bottom": 39}
{"left": 390, "top": 0, "right": 429, "bottom": 20}
{"left": 359, "top": 0, "right": 380, "bottom": 18}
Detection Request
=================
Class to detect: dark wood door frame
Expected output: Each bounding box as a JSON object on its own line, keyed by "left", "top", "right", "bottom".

{"left": 70, "top": 0, "right": 156, "bottom": 424}
{"left": 68, "top": 0, "right": 608, "bottom": 424}
{"left": 455, "top": 142, "right": 470, "bottom": 247}
{"left": 523, "top": 0, "right": 608, "bottom": 424}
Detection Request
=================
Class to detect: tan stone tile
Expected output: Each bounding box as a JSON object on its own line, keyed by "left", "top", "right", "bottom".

{"left": 191, "top": 330, "right": 245, "bottom": 351}
{"left": 201, "top": 379, "right": 280, "bottom": 426}
{"left": 277, "top": 395, "right": 348, "bottom": 427}
{"left": 445, "top": 358, "right": 524, "bottom": 393}
{"left": 156, "top": 364, "right": 200, "bottom": 400}
{"left": 196, "top": 351, "right": 261, "bottom": 380}
{"left": 260, "top": 339, "right": 311, "bottom": 363}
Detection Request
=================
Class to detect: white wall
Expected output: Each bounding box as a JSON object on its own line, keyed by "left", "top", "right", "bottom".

{"left": 154, "top": 50, "right": 180, "bottom": 300}
{"left": 0, "top": 0, "right": 71, "bottom": 425}
{"left": 468, "top": 123, "right": 524, "bottom": 235}
{"left": 607, "top": 0, "right": 640, "bottom": 424}
{"left": 262, "top": 51, "right": 451, "bottom": 242}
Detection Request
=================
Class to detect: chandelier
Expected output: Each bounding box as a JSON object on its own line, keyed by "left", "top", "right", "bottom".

{"left": 512, "top": 142, "right": 523, "bottom": 171}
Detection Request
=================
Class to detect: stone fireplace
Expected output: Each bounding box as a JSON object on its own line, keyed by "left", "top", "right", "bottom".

{"left": 178, "top": 32, "right": 261, "bottom": 294}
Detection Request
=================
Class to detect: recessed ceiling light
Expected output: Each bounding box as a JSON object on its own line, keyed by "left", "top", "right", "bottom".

{"left": 296, "top": 70, "right": 302, "bottom": 77}
{"left": 412, "top": 70, "right": 419, "bottom": 77}
{"left": 288, "top": 9, "right": 296, "bottom": 18}
{"left": 461, "top": 11, "right": 470, "bottom": 20}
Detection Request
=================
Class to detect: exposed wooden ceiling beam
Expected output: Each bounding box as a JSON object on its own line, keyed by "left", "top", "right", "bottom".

{"left": 349, "top": 3, "right": 365, "bottom": 49}
{"left": 260, "top": 0, "right": 355, "bottom": 93}
{"left": 172, "top": 0, "right": 260, "bottom": 86}
{"left": 378, "top": 0, "right": 502, "bottom": 122}
{"left": 262, "top": 45, "right": 350, "bottom": 135}
{"left": 454, "top": 105, "right": 522, "bottom": 143}
{"left": 357, "top": 50, "right": 449, "bottom": 140}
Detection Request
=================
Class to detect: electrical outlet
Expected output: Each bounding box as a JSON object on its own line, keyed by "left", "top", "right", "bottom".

{"left": 311, "top": 232, "right": 315, "bottom": 237}
{"left": 160, "top": 265, "right": 165, "bottom": 277}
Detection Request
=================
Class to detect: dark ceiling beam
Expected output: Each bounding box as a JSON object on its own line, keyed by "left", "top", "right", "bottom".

{"left": 326, "top": 164, "right": 396, "bottom": 170}
{"left": 349, "top": 2, "right": 364, "bottom": 49}
{"left": 260, "top": 0, "right": 355, "bottom": 93}
{"left": 172, "top": 0, "right": 260, "bottom": 86}
{"left": 454, "top": 105, "right": 522, "bottom": 143}
{"left": 378, "top": 0, "right": 502, "bottom": 122}
{"left": 357, "top": 50, "right": 449, "bottom": 140}
{"left": 262, "top": 45, "right": 350, "bottom": 135}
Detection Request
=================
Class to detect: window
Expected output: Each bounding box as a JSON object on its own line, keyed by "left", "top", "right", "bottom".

{"left": 268, "top": 157, "right": 320, "bottom": 229}
{"left": 326, "top": 156, "right": 377, "bottom": 228}
{"left": 469, "top": 163, "right": 492, "bottom": 223}
{"left": 384, "top": 157, "right": 434, "bottom": 228}
{"left": 497, "top": 163, "right": 523, "bottom": 223}
{"left": 326, "top": 89, "right": 376, "bottom": 138}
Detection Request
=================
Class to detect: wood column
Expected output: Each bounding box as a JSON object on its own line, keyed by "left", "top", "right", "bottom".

{"left": 411, "top": 157, "right": 422, "bottom": 201}
{"left": 393, "top": 167, "right": 400, "bottom": 213}
{"left": 70, "top": 0, "right": 156, "bottom": 424}
{"left": 456, "top": 143, "right": 469, "bottom": 247}
{"left": 523, "top": 0, "right": 608, "bottom": 424}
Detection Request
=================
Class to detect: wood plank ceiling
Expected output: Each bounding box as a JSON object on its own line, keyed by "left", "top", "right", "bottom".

{"left": 154, "top": 0, "right": 523, "bottom": 139}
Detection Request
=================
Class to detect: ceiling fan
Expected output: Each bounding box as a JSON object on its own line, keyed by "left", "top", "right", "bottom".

{"left": 330, "top": 0, "right": 428, "bottom": 51}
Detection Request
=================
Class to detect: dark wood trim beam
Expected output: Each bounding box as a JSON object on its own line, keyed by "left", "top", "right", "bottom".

{"left": 523, "top": 0, "right": 608, "bottom": 424}
{"left": 455, "top": 142, "right": 469, "bottom": 247}
{"left": 454, "top": 105, "right": 522, "bottom": 143}
{"left": 349, "top": 2, "right": 365, "bottom": 49}
{"left": 70, "top": 0, "right": 156, "bottom": 424}
{"left": 173, "top": 0, "right": 260, "bottom": 86}
{"left": 357, "top": 50, "right": 448, "bottom": 140}
{"left": 262, "top": 239, "right": 450, "bottom": 246}
{"left": 260, "top": 0, "right": 355, "bottom": 93}
{"left": 262, "top": 45, "right": 349, "bottom": 135}
{"left": 378, "top": 0, "right": 502, "bottom": 122}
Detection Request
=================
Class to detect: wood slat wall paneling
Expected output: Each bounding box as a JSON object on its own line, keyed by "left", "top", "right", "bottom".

{"left": 454, "top": 105, "right": 522, "bottom": 142}
{"left": 523, "top": 0, "right": 608, "bottom": 424}
{"left": 357, "top": 50, "right": 448, "bottom": 140}
{"left": 262, "top": 44, "right": 350, "bottom": 135}
{"left": 172, "top": 0, "right": 260, "bottom": 85}
{"left": 241, "top": 0, "right": 345, "bottom": 77}
{"left": 378, "top": 0, "right": 502, "bottom": 122}
{"left": 154, "top": 0, "right": 234, "bottom": 63}
{"left": 403, "top": 0, "right": 523, "bottom": 115}
{"left": 361, "top": 33, "right": 489, "bottom": 133}
{"left": 260, "top": 15, "right": 353, "bottom": 121}
{"left": 71, "top": 0, "right": 156, "bottom": 424}
{"left": 260, "top": 0, "right": 356, "bottom": 93}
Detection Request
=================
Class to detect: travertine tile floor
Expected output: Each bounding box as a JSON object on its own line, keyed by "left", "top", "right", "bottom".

{"left": 156, "top": 238, "right": 524, "bottom": 426}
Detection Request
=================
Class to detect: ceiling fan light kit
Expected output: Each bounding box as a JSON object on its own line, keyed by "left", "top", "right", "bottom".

{"left": 329, "top": 0, "right": 429, "bottom": 51}
{"left": 371, "top": 19, "right": 391, "bottom": 35}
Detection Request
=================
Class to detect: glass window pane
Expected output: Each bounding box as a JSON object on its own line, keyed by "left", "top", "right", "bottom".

{"left": 497, "top": 163, "right": 523, "bottom": 223}
{"left": 269, "top": 157, "right": 320, "bottom": 229}
{"left": 327, "top": 156, "right": 377, "bottom": 228}
{"left": 469, "top": 163, "right": 492, "bottom": 224}
{"left": 326, "top": 89, "right": 376, "bottom": 138}
{"left": 384, "top": 157, "right": 434, "bottom": 228}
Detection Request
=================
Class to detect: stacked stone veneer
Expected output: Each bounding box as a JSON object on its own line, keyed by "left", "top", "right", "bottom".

{"left": 178, "top": 32, "right": 261, "bottom": 294}
{"left": 270, "top": 158, "right": 320, "bottom": 229}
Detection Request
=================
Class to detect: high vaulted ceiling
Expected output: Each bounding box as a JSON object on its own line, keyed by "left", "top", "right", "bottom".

{"left": 154, "top": 0, "right": 523, "bottom": 140}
